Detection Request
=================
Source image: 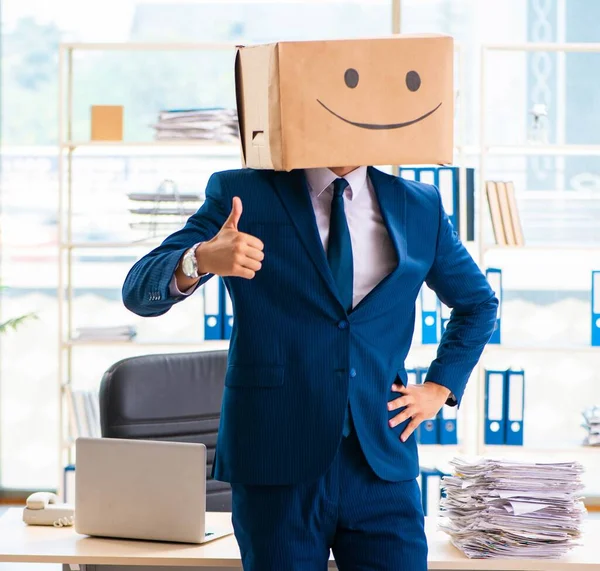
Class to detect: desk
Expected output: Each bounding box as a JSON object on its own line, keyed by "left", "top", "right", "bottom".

{"left": 1, "top": 509, "right": 599, "bottom": 570}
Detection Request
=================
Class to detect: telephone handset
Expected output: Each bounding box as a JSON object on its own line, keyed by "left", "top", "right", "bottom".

{"left": 23, "top": 492, "right": 75, "bottom": 527}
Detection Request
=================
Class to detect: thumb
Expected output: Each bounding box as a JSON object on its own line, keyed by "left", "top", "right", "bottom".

{"left": 222, "top": 196, "right": 243, "bottom": 230}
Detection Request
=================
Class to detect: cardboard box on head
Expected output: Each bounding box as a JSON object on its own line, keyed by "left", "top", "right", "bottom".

{"left": 235, "top": 34, "right": 454, "bottom": 171}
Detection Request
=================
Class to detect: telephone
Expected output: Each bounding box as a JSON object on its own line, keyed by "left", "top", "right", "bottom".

{"left": 23, "top": 492, "right": 75, "bottom": 528}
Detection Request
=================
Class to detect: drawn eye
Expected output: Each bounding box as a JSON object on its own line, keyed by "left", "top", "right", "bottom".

{"left": 406, "top": 70, "right": 421, "bottom": 92}
{"left": 344, "top": 68, "right": 359, "bottom": 89}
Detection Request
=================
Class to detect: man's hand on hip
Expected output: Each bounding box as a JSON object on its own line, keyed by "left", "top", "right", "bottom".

{"left": 387, "top": 381, "right": 451, "bottom": 442}
{"left": 197, "top": 197, "right": 264, "bottom": 279}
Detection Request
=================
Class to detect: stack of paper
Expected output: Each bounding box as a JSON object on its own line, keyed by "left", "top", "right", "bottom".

{"left": 582, "top": 406, "right": 600, "bottom": 445}
{"left": 75, "top": 325, "right": 137, "bottom": 342}
{"left": 440, "top": 457, "right": 586, "bottom": 559}
{"left": 153, "top": 108, "right": 239, "bottom": 142}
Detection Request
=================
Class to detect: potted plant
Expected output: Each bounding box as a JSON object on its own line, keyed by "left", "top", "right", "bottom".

{"left": 0, "top": 286, "right": 36, "bottom": 333}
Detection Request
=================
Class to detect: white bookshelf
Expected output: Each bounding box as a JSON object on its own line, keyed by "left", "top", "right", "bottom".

{"left": 472, "top": 42, "right": 600, "bottom": 476}
{"left": 56, "top": 41, "right": 241, "bottom": 496}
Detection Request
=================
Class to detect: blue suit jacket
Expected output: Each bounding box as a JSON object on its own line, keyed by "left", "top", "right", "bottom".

{"left": 122, "top": 166, "right": 498, "bottom": 485}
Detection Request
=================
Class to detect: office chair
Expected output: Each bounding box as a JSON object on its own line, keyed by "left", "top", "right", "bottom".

{"left": 98, "top": 349, "right": 231, "bottom": 511}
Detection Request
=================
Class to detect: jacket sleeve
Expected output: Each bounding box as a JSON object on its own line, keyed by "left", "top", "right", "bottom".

{"left": 122, "top": 173, "right": 230, "bottom": 317}
{"left": 423, "top": 185, "right": 499, "bottom": 406}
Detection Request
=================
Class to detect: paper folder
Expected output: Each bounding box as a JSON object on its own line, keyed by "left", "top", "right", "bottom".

{"left": 593, "top": 271, "right": 600, "bottom": 346}
{"left": 485, "top": 268, "right": 502, "bottom": 344}
{"left": 203, "top": 277, "right": 222, "bottom": 340}
{"left": 485, "top": 370, "right": 507, "bottom": 445}
{"left": 398, "top": 166, "right": 473, "bottom": 237}
{"left": 399, "top": 167, "right": 416, "bottom": 181}
{"left": 223, "top": 283, "right": 234, "bottom": 340}
{"left": 439, "top": 302, "right": 451, "bottom": 335}
{"left": 438, "top": 403, "right": 458, "bottom": 445}
{"left": 505, "top": 369, "right": 525, "bottom": 446}
{"left": 420, "top": 286, "right": 439, "bottom": 345}
{"left": 437, "top": 167, "right": 458, "bottom": 231}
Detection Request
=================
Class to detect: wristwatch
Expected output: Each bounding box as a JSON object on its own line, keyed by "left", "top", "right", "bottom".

{"left": 181, "top": 243, "right": 202, "bottom": 279}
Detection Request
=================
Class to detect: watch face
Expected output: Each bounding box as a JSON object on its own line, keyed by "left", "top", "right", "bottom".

{"left": 182, "top": 253, "right": 196, "bottom": 277}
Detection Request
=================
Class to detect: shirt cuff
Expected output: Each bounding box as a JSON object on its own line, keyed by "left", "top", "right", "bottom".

{"left": 169, "top": 273, "right": 205, "bottom": 297}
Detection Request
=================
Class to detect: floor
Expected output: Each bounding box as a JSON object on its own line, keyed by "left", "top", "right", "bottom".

{"left": 0, "top": 506, "right": 599, "bottom": 570}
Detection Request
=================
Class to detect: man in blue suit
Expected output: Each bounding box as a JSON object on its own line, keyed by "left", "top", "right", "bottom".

{"left": 123, "top": 162, "right": 498, "bottom": 570}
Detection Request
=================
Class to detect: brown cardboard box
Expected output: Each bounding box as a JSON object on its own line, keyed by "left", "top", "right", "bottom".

{"left": 91, "top": 105, "right": 124, "bottom": 141}
{"left": 235, "top": 34, "right": 454, "bottom": 171}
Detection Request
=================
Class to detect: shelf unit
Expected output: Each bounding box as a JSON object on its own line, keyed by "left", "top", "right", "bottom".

{"left": 473, "top": 42, "right": 600, "bottom": 465}
{"left": 57, "top": 41, "right": 242, "bottom": 495}
{"left": 55, "top": 40, "right": 600, "bottom": 497}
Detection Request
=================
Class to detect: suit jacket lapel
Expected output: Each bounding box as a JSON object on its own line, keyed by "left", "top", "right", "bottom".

{"left": 350, "top": 167, "right": 408, "bottom": 313}
{"left": 368, "top": 166, "right": 407, "bottom": 277}
{"left": 271, "top": 169, "right": 345, "bottom": 309}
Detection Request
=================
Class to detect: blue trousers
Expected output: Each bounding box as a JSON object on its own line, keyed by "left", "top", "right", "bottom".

{"left": 231, "top": 431, "right": 428, "bottom": 570}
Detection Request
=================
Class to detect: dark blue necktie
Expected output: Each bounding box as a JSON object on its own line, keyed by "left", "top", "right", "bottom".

{"left": 327, "top": 178, "right": 353, "bottom": 314}
{"left": 327, "top": 178, "right": 354, "bottom": 436}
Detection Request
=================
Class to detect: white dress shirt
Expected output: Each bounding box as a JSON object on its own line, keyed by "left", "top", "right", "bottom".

{"left": 170, "top": 167, "right": 397, "bottom": 303}
{"left": 304, "top": 166, "right": 396, "bottom": 308}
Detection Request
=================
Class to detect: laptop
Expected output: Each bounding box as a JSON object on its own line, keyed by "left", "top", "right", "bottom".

{"left": 75, "top": 437, "right": 232, "bottom": 544}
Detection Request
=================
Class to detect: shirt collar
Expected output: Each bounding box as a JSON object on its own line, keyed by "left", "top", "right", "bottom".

{"left": 304, "top": 166, "right": 368, "bottom": 201}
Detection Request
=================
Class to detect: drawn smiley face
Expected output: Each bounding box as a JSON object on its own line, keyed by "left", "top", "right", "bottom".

{"left": 316, "top": 67, "right": 442, "bottom": 130}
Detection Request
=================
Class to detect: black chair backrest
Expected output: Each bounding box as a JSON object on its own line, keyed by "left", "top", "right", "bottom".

{"left": 98, "top": 349, "right": 230, "bottom": 511}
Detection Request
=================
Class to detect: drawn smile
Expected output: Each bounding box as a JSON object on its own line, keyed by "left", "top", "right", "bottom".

{"left": 316, "top": 100, "right": 442, "bottom": 130}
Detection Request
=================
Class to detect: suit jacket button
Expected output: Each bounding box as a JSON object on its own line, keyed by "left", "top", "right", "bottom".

{"left": 338, "top": 320, "right": 348, "bottom": 330}
{"left": 349, "top": 368, "right": 357, "bottom": 378}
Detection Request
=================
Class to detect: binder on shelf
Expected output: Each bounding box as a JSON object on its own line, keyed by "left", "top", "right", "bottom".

{"left": 399, "top": 166, "right": 473, "bottom": 238}
{"left": 420, "top": 285, "right": 439, "bottom": 345}
{"left": 63, "top": 464, "right": 76, "bottom": 504}
{"left": 406, "top": 368, "right": 419, "bottom": 387}
{"left": 416, "top": 167, "right": 436, "bottom": 186}
{"left": 437, "top": 167, "right": 459, "bottom": 231}
{"left": 593, "top": 271, "right": 600, "bottom": 347}
{"left": 419, "top": 467, "right": 445, "bottom": 516}
{"left": 465, "top": 167, "right": 475, "bottom": 241}
{"left": 415, "top": 367, "right": 439, "bottom": 445}
{"left": 203, "top": 277, "right": 222, "bottom": 340}
{"left": 485, "top": 268, "right": 502, "bottom": 344}
{"left": 223, "top": 282, "right": 234, "bottom": 340}
{"left": 439, "top": 301, "right": 451, "bottom": 335}
{"left": 399, "top": 167, "right": 416, "bottom": 181}
{"left": 505, "top": 369, "right": 525, "bottom": 446}
{"left": 438, "top": 403, "right": 458, "bottom": 445}
{"left": 484, "top": 369, "right": 507, "bottom": 445}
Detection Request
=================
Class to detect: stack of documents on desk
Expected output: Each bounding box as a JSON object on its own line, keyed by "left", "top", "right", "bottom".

{"left": 75, "top": 325, "right": 137, "bottom": 342}
{"left": 440, "top": 457, "right": 586, "bottom": 559}
{"left": 153, "top": 108, "right": 239, "bottom": 142}
{"left": 582, "top": 406, "right": 600, "bottom": 445}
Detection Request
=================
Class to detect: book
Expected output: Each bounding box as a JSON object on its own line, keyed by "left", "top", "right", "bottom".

{"left": 485, "top": 181, "right": 507, "bottom": 246}
{"left": 505, "top": 181, "right": 525, "bottom": 246}
{"left": 496, "top": 181, "right": 517, "bottom": 245}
